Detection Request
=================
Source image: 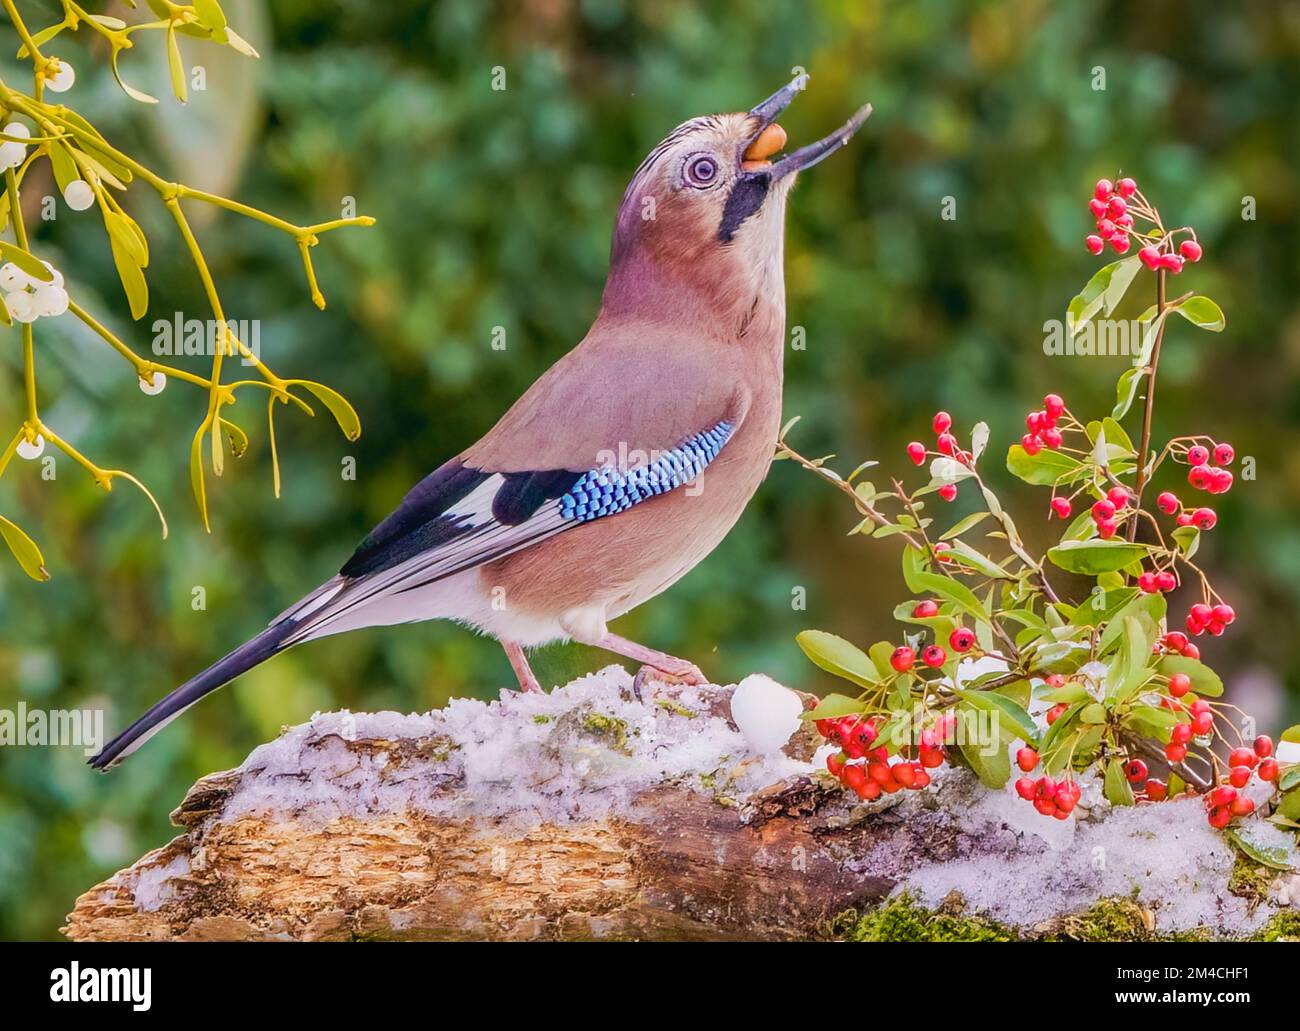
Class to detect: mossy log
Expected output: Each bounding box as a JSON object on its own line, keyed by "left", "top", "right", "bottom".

{"left": 63, "top": 669, "right": 1300, "bottom": 941}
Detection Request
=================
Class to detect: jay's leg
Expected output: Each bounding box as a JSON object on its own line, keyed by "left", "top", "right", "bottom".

{"left": 501, "top": 639, "right": 543, "bottom": 693}
{"left": 591, "top": 631, "right": 707, "bottom": 686}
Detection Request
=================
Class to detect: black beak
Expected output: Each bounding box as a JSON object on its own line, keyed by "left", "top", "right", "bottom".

{"left": 745, "top": 76, "right": 873, "bottom": 181}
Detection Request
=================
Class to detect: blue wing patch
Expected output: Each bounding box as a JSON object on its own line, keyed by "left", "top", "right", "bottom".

{"left": 559, "top": 420, "right": 734, "bottom": 523}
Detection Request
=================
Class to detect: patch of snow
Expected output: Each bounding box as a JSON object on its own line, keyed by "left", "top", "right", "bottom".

{"left": 132, "top": 853, "right": 190, "bottom": 912}
{"left": 221, "top": 666, "right": 814, "bottom": 828}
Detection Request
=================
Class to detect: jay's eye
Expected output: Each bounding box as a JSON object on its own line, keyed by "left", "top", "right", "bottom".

{"left": 685, "top": 155, "right": 718, "bottom": 187}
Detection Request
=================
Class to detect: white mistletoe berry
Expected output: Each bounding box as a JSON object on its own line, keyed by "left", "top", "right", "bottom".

{"left": 16, "top": 434, "right": 44, "bottom": 460}
{"left": 3, "top": 122, "right": 30, "bottom": 141}
{"left": 139, "top": 370, "right": 167, "bottom": 395}
{"left": 0, "top": 262, "right": 30, "bottom": 292}
{"left": 0, "top": 141, "right": 25, "bottom": 170}
{"left": 729, "top": 674, "right": 803, "bottom": 754}
{"left": 32, "top": 283, "right": 68, "bottom": 318}
{"left": 6, "top": 289, "right": 36, "bottom": 323}
{"left": 45, "top": 58, "right": 75, "bottom": 93}
{"left": 39, "top": 260, "right": 63, "bottom": 289}
{"left": 63, "top": 179, "right": 94, "bottom": 211}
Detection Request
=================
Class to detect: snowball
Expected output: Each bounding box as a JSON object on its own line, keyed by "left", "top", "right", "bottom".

{"left": 63, "top": 179, "right": 94, "bottom": 211}
{"left": 729, "top": 674, "right": 803, "bottom": 754}
{"left": 139, "top": 370, "right": 167, "bottom": 395}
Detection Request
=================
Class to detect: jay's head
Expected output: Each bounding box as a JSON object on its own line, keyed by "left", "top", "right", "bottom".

{"left": 606, "top": 78, "right": 871, "bottom": 317}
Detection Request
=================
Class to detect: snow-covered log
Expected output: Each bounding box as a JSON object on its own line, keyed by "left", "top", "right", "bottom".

{"left": 64, "top": 668, "right": 1300, "bottom": 941}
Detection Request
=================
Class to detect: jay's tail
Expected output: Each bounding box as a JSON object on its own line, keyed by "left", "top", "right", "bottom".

{"left": 88, "top": 620, "right": 298, "bottom": 771}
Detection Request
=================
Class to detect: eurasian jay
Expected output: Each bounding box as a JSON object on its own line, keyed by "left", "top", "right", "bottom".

{"left": 90, "top": 78, "right": 871, "bottom": 769}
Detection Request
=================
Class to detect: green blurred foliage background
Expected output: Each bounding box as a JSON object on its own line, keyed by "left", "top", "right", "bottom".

{"left": 2, "top": 0, "right": 1299, "bottom": 939}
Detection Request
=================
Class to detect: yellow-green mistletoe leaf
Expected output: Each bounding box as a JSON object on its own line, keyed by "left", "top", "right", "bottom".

{"left": 0, "top": 514, "right": 50, "bottom": 581}
{"left": 287, "top": 380, "right": 361, "bottom": 441}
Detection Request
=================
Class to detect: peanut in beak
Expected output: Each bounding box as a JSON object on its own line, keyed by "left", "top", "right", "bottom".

{"left": 741, "top": 123, "right": 786, "bottom": 170}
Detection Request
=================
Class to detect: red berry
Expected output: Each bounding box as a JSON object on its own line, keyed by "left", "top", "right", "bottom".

{"left": 1124, "top": 759, "right": 1148, "bottom": 783}
{"left": 1156, "top": 571, "right": 1177, "bottom": 592}
{"left": 1096, "top": 517, "right": 1118, "bottom": 539}
{"left": 1117, "top": 177, "right": 1137, "bottom": 197}
{"left": 933, "top": 542, "right": 952, "bottom": 562}
{"left": 1229, "top": 747, "right": 1257, "bottom": 770}
{"left": 1228, "top": 766, "right": 1252, "bottom": 788}
{"left": 1209, "top": 785, "right": 1238, "bottom": 808}
{"left": 932, "top": 411, "right": 952, "bottom": 435}
{"left": 1212, "top": 604, "right": 1235, "bottom": 625}
{"left": 1230, "top": 796, "right": 1256, "bottom": 817}
{"left": 1168, "top": 673, "right": 1191, "bottom": 697}
{"left": 1183, "top": 642, "right": 1200, "bottom": 660}
{"left": 1094, "top": 178, "right": 1113, "bottom": 201}
{"left": 1046, "top": 703, "right": 1067, "bottom": 725}
{"left": 949, "top": 627, "right": 976, "bottom": 653}
{"left": 890, "top": 646, "right": 915, "bottom": 672}
{"left": 1016, "top": 747, "right": 1040, "bottom": 772}
{"left": 1015, "top": 777, "right": 1036, "bottom": 801}
{"left": 1085, "top": 234, "right": 1105, "bottom": 255}
{"left": 893, "top": 762, "right": 918, "bottom": 789}
{"left": 1041, "top": 427, "right": 1063, "bottom": 449}
{"left": 1171, "top": 722, "right": 1193, "bottom": 744}
{"left": 921, "top": 644, "right": 946, "bottom": 668}
{"left": 1138, "top": 572, "right": 1159, "bottom": 594}
{"left": 1043, "top": 394, "right": 1065, "bottom": 419}
{"left": 1088, "top": 197, "right": 1107, "bottom": 218}
{"left": 938, "top": 483, "right": 958, "bottom": 502}
{"left": 1192, "top": 507, "right": 1217, "bottom": 530}
{"left": 1213, "top": 443, "right": 1234, "bottom": 465}
{"left": 913, "top": 599, "right": 940, "bottom": 618}
{"left": 1139, "top": 246, "right": 1161, "bottom": 270}
{"left": 906, "top": 441, "right": 926, "bottom": 466}
{"left": 1050, "top": 496, "right": 1072, "bottom": 519}
{"left": 827, "top": 752, "right": 847, "bottom": 777}
{"left": 1157, "top": 491, "right": 1180, "bottom": 515}
{"left": 1025, "top": 411, "right": 1042, "bottom": 434}
{"left": 1091, "top": 500, "right": 1117, "bottom": 525}
{"left": 1159, "top": 253, "right": 1186, "bottom": 273}
{"left": 1189, "top": 603, "right": 1213, "bottom": 627}
{"left": 1165, "top": 742, "right": 1188, "bottom": 763}
{"left": 1107, "top": 196, "right": 1127, "bottom": 216}
{"left": 1179, "top": 239, "right": 1203, "bottom": 262}
{"left": 1208, "top": 806, "right": 1232, "bottom": 829}
{"left": 1187, "top": 466, "right": 1211, "bottom": 491}
{"left": 1258, "top": 758, "right": 1279, "bottom": 782}
{"left": 1163, "top": 632, "right": 1189, "bottom": 652}
{"left": 1193, "top": 711, "right": 1215, "bottom": 735}
{"left": 1145, "top": 778, "right": 1168, "bottom": 801}
{"left": 842, "top": 763, "right": 867, "bottom": 792}
{"left": 1254, "top": 735, "right": 1274, "bottom": 758}
{"left": 1110, "top": 234, "right": 1130, "bottom": 254}
{"left": 1187, "top": 445, "right": 1209, "bottom": 467}
{"left": 1107, "top": 486, "right": 1130, "bottom": 509}
{"left": 1021, "top": 433, "right": 1042, "bottom": 456}
{"left": 937, "top": 432, "right": 958, "bottom": 456}
{"left": 1208, "top": 468, "right": 1234, "bottom": 494}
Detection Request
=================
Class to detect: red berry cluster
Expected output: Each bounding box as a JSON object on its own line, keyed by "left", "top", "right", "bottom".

{"left": 1204, "top": 737, "right": 1277, "bottom": 828}
{"left": 1083, "top": 175, "right": 1203, "bottom": 274}
{"left": 817, "top": 713, "right": 951, "bottom": 800}
{"left": 1184, "top": 601, "right": 1236, "bottom": 638}
{"left": 1159, "top": 630, "right": 1200, "bottom": 662}
{"left": 1021, "top": 393, "right": 1066, "bottom": 457}
{"left": 1014, "top": 750, "right": 1082, "bottom": 820}
{"left": 905, "top": 411, "right": 973, "bottom": 503}
{"left": 1182, "top": 441, "right": 1235, "bottom": 496}
{"left": 1087, "top": 485, "right": 1132, "bottom": 540}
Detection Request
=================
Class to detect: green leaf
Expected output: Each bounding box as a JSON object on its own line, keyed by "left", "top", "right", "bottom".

{"left": 1278, "top": 788, "right": 1300, "bottom": 823}
{"left": 912, "top": 571, "right": 989, "bottom": 624}
{"left": 1080, "top": 702, "right": 1107, "bottom": 724}
{"left": 0, "top": 515, "right": 50, "bottom": 581}
{"left": 287, "top": 380, "right": 361, "bottom": 441}
{"left": 189, "top": 423, "right": 210, "bottom": 532}
{"left": 901, "top": 545, "right": 928, "bottom": 593}
{"left": 1047, "top": 539, "right": 1148, "bottom": 575}
{"left": 868, "top": 641, "right": 899, "bottom": 682}
{"left": 801, "top": 693, "right": 866, "bottom": 722}
{"left": 940, "top": 510, "right": 991, "bottom": 540}
{"left": 1155, "top": 654, "right": 1224, "bottom": 698}
{"left": 1069, "top": 587, "right": 1139, "bottom": 628}
{"left": 952, "top": 687, "right": 1038, "bottom": 746}
{"left": 1225, "top": 830, "right": 1295, "bottom": 872}
{"left": 192, "top": 0, "right": 230, "bottom": 41}
{"left": 166, "top": 27, "right": 188, "bottom": 103}
{"left": 107, "top": 233, "right": 148, "bottom": 319}
{"left": 225, "top": 27, "right": 261, "bottom": 58}
{"left": 1097, "top": 592, "right": 1166, "bottom": 655}
{"left": 1113, "top": 366, "right": 1147, "bottom": 421}
{"left": 1171, "top": 525, "right": 1200, "bottom": 560}
{"left": 796, "top": 630, "right": 879, "bottom": 690}
{"left": 111, "top": 48, "right": 159, "bottom": 104}
{"left": 1104, "top": 758, "right": 1135, "bottom": 806}
{"left": 1174, "top": 295, "right": 1226, "bottom": 332}
{"left": 1282, "top": 724, "right": 1300, "bottom": 744}
{"left": 1101, "top": 417, "right": 1135, "bottom": 455}
{"left": 47, "top": 142, "right": 80, "bottom": 194}
{"left": 942, "top": 540, "right": 1013, "bottom": 580}
{"left": 1107, "top": 615, "right": 1156, "bottom": 701}
{"left": 1124, "top": 704, "right": 1183, "bottom": 743}
{"left": 1068, "top": 256, "right": 1141, "bottom": 331}
{"left": 1006, "top": 444, "right": 1086, "bottom": 487}
{"left": 956, "top": 708, "right": 1012, "bottom": 788}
